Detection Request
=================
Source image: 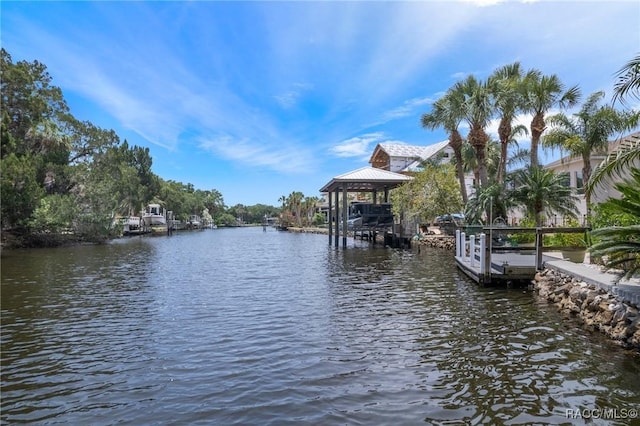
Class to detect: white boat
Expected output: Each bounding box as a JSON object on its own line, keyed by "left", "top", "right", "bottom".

{"left": 123, "top": 216, "right": 143, "bottom": 235}
{"left": 188, "top": 215, "right": 201, "bottom": 229}
{"left": 142, "top": 204, "right": 167, "bottom": 227}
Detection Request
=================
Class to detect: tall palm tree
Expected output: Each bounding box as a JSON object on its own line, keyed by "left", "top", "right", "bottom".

{"left": 455, "top": 75, "right": 494, "bottom": 188}
{"left": 509, "top": 165, "right": 579, "bottom": 226}
{"left": 421, "top": 88, "right": 468, "bottom": 203}
{"left": 521, "top": 71, "right": 581, "bottom": 168}
{"left": 488, "top": 62, "right": 530, "bottom": 184}
{"left": 613, "top": 53, "right": 640, "bottom": 106}
{"left": 543, "top": 91, "right": 640, "bottom": 221}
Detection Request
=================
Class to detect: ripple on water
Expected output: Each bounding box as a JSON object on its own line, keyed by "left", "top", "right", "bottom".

{"left": 1, "top": 229, "right": 639, "bottom": 425}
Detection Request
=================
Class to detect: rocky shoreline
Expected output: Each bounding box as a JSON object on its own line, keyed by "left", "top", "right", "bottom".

{"left": 533, "top": 268, "right": 640, "bottom": 350}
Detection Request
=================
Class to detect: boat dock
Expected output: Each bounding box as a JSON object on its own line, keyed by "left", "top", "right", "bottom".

{"left": 454, "top": 227, "right": 590, "bottom": 286}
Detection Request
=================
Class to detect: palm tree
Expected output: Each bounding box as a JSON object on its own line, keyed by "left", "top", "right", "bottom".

{"left": 543, "top": 91, "right": 640, "bottom": 221}
{"left": 521, "top": 71, "right": 581, "bottom": 168}
{"left": 590, "top": 169, "right": 640, "bottom": 280}
{"left": 286, "top": 191, "right": 304, "bottom": 227}
{"left": 509, "top": 165, "right": 579, "bottom": 226}
{"left": 455, "top": 75, "right": 494, "bottom": 188}
{"left": 613, "top": 53, "right": 640, "bottom": 106}
{"left": 488, "top": 62, "right": 531, "bottom": 184}
{"left": 421, "top": 88, "right": 468, "bottom": 203}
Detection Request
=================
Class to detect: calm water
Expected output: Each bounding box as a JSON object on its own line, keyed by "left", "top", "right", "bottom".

{"left": 1, "top": 227, "right": 639, "bottom": 425}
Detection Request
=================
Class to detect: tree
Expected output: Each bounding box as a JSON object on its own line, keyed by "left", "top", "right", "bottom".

{"left": 590, "top": 168, "right": 640, "bottom": 280}
{"left": 0, "top": 153, "right": 44, "bottom": 230}
{"left": 613, "top": 53, "right": 640, "bottom": 106}
{"left": 1, "top": 48, "right": 70, "bottom": 158}
{"left": 390, "top": 163, "right": 463, "bottom": 225}
{"left": 454, "top": 75, "right": 494, "bottom": 188}
{"left": 508, "top": 166, "right": 579, "bottom": 226}
{"left": 421, "top": 88, "right": 468, "bottom": 202}
{"left": 488, "top": 62, "right": 530, "bottom": 184}
{"left": 543, "top": 91, "right": 640, "bottom": 221}
{"left": 521, "top": 71, "right": 581, "bottom": 168}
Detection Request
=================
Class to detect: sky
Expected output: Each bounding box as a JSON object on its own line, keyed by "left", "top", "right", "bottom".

{"left": 2, "top": 1, "right": 639, "bottom": 207}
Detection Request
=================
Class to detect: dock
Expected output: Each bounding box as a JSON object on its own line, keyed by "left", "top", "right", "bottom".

{"left": 454, "top": 227, "right": 590, "bottom": 286}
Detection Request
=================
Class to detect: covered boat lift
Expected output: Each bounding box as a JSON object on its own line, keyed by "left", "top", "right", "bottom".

{"left": 319, "top": 167, "right": 413, "bottom": 248}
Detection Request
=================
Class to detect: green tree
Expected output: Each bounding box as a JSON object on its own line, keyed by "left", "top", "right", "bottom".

{"left": 1, "top": 48, "right": 70, "bottom": 158}
{"left": 391, "top": 163, "right": 463, "bottom": 225}
{"left": 455, "top": 75, "right": 494, "bottom": 188}
{"left": 543, "top": 91, "right": 640, "bottom": 221}
{"left": 590, "top": 169, "right": 640, "bottom": 279}
{"left": 521, "top": 71, "right": 581, "bottom": 168}
{"left": 488, "top": 62, "right": 528, "bottom": 184}
{"left": 0, "top": 153, "right": 44, "bottom": 230}
{"left": 421, "top": 88, "right": 468, "bottom": 202}
{"left": 508, "top": 165, "right": 579, "bottom": 226}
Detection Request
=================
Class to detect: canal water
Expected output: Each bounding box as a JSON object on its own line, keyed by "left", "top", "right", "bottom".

{"left": 1, "top": 227, "right": 639, "bottom": 425}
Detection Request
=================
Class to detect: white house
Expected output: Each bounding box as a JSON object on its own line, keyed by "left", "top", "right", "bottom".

{"left": 543, "top": 131, "right": 639, "bottom": 223}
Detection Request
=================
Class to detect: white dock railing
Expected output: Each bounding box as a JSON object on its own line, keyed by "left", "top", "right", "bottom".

{"left": 456, "top": 230, "right": 488, "bottom": 275}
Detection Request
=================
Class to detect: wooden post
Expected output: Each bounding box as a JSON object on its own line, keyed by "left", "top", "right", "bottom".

{"left": 536, "top": 227, "right": 543, "bottom": 270}
{"left": 455, "top": 229, "right": 461, "bottom": 257}
{"left": 342, "top": 186, "right": 348, "bottom": 247}
{"left": 328, "top": 191, "right": 332, "bottom": 245}
{"left": 469, "top": 235, "right": 476, "bottom": 267}
{"left": 461, "top": 232, "right": 466, "bottom": 262}
{"left": 479, "top": 233, "right": 486, "bottom": 275}
{"left": 334, "top": 191, "right": 339, "bottom": 247}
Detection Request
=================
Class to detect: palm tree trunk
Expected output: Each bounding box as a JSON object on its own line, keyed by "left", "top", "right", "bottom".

{"left": 449, "top": 130, "right": 468, "bottom": 203}
{"left": 582, "top": 153, "right": 592, "bottom": 224}
{"left": 530, "top": 113, "right": 545, "bottom": 168}
{"left": 469, "top": 125, "right": 489, "bottom": 187}
{"left": 497, "top": 118, "right": 511, "bottom": 184}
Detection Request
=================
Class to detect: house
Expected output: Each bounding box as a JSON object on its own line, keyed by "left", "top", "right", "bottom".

{"left": 543, "top": 131, "right": 640, "bottom": 222}
{"left": 368, "top": 140, "right": 475, "bottom": 196}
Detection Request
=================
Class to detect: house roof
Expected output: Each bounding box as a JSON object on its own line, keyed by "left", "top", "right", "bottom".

{"left": 369, "top": 140, "right": 450, "bottom": 164}
{"left": 319, "top": 166, "right": 413, "bottom": 193}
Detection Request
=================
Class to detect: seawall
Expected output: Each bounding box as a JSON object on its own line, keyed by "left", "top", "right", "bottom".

{"left": 533, "top": 267, "right": 640, "bottom": 350}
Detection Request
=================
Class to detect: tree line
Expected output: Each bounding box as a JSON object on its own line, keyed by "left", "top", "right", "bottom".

{"left": 0, "top": 49, "right": 280, "bottom": 247}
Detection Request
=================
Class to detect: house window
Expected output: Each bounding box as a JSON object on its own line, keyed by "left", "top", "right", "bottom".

{"left": 574, "top": 171, "right": 584, "bottom": 192}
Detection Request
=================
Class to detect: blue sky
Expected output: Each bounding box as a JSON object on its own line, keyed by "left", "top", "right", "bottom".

{"left": 2, "top": 1, "right": 639, "bottom": 206}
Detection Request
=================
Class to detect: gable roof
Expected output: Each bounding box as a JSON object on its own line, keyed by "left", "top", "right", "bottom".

{"left": 369, "top": 140, "right": 450, "bottom": 164}
{"left": 319, "top": 166, "right": 413, "bottom": 193}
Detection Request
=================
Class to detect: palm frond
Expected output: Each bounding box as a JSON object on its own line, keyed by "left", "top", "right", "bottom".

{"left": 612, "top": 54, "right": 640, "bottom": 106}
{"left": 586, "top": 134, "right": 640, "bottom": 194}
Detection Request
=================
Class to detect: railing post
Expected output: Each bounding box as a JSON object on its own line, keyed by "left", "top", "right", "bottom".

{"left": 479, "top": 233, "right": 486, "bottom": 274}
{"left": 536, "top": 227, "right": 543, "bottom": 270}
{"left": 461, "top": 232, "right": 467, "bottom": 262}
{"left": 469, "top": 235, "right": 476, "bottom": 267}
{"left": 455, "top": 229, "right": 461, "bottom": 257}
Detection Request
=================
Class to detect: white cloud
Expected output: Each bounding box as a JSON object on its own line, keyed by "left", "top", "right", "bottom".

{"left": 274, "top": 83, "right": 313, "bottom": 109}
{"left": 198, "top": 133, "right": 316, "bottom": 174}
{"left": 330, "top": 133, "right": 385, "bottom": 158}
{"left": 382, "top": 96, "right": 434, "bottom": 122}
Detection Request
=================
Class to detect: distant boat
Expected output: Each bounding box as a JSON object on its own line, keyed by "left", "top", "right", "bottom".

{"left": 142, "top": 204, "right": 167, "bottom": 230}
{"left": 122, "top": 216, "right": 144, "bottom": 235}
{"left": 188, "top": 215, "right": 201, "bottom": 229}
